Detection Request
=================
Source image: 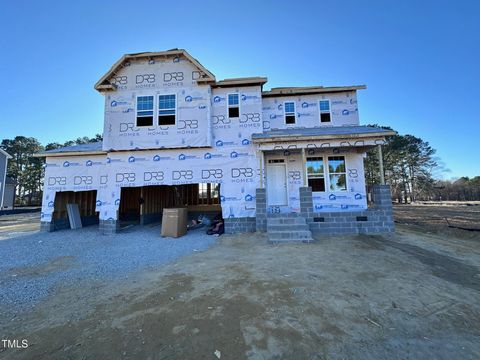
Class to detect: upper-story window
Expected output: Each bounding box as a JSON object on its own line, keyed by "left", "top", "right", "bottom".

{"left": 328, "top": 156, "right": 347, "bottom": 191}
{"left": 158, "top": 94, "right": 176, "bottom": 126}
{"left": 307, "top": 157, "right": 326, "bottom": 191}
{"left": 319, "top": 100, "right": 331, "bottom": 123}
{"left": 136, "top": 96, "right": 154, "bottom": 127}
{"left": 228, "top": 94, "right": 239, "bottom": 118}
{"left": 284, "top": 102, "right": 296, "bottom": 124}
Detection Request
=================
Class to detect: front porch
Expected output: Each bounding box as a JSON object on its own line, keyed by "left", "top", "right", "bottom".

{"left": 254, "top": 185, "right": 394, "bottom": 242}
{"left": 248, "top": 125, "right": 396, "bottom": 241}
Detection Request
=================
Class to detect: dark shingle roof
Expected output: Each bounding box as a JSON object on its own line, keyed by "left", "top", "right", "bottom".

{"left": 43, "top": 141, "right": 103, "bottom": 154}
{"left": 252, "top": 125, "right": 395, "bottom": 140}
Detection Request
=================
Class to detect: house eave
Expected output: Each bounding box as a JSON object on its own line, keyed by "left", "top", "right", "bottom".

{"left": 252, "top": 130, "right": 395, "bottom": 144}
{"left": 34, "top": 151, "right": 107, "bottom": 158}
{"left": 262, "top": 85, "right": 366, "bottom": 98}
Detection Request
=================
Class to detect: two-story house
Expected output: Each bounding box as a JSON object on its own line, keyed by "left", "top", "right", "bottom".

{"left": 38, "top": 49, "right": 395, "bottom": 241}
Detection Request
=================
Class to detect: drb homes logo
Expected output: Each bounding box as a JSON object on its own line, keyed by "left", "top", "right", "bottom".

{"left": 153, "top": 154, "right": 171, "bottom": 161}
{"left": 202, "top": 169, "right": 223, "bottom": 180}
{"left": 63, "top": 161, "right": 79, "bottom": 167}
{"left": 301, "top": 102, "right": 316, "bottom": 108}
{"left": 203, "top": 152, "right": 223, "bottom": 160}
{"left": 178, "top": 153, "right": 197, "bottom": 161}
{"left": 213, "top": 96, "right": 225, "bottom": 103}
{"left": 184, "top": 95, "right": 204, "bottom": 102}
{"left": 230, "top": 151, "right": 249, "bottom": 158}
{"left": 110, "top": 100, "right": 129, "bottom": 107}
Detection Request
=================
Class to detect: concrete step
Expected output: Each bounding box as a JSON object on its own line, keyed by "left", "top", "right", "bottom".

{"left": 267, "top": 217, "right": 306, "bottom": 225}
{"left": 268, "top": 230, "right": 314, "bottom": 243}
{"left": 267, "top": 223, "right": 310, "bottom": 232}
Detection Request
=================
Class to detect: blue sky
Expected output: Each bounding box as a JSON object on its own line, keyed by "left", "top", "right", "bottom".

{"left": 1, "top": 0, "right": 479, "bottom": 178}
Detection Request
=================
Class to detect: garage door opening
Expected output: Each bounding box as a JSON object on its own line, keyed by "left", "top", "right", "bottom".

{"left": 117, "top": 184, "right": 221, "bottom": 229}
{"left": 52, "top": 190, "right": 99, "bottom": 230}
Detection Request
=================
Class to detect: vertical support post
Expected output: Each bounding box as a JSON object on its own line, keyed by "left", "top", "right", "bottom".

{"left": 377, "top": 144, "right": 385, "bottom": 185}
{"left": 301, "top": 148, "right": 307, "bottom": 186}
{"left": 258, "top": 150, "right": 264, "bottom": 188}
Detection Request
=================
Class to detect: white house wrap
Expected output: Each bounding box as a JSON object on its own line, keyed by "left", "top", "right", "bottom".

{"left": 38, "top": 49, "right": 395, "bottom": 233}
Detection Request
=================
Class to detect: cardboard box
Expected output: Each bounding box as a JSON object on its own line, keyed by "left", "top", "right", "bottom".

{"left": 161, "top": 208, "right": 188, "bottom": 238}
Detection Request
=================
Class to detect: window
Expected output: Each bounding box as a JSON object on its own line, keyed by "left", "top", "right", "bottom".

{"left": 158, "top": 94, "right": 176, "bottom": 126}
{"left": 328, "top": 156, "right": 347, "bottom": 191}
{"left": 307, "top": 157, "right": 326, "bottom": 192}
{"left": 319, "top": 100, "right": 331, "bottom": 123}
{"left": 284, "top": 102, "right": 296, "bottom": 124}
{"left": 228, "top": 93, "right": 239, "bottom": 118}
{"left": 198, "top": 183, "right": 220, "bottom": 205}
{"left": 136, "top": 96, "right": 154, "bottom": 127}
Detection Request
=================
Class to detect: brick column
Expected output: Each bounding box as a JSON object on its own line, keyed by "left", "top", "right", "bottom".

{"left": 371, "top": 184, "right": 395, "bottom": 232}
{"left": 99, "top": 219, "right": 119, "bottom": 235}
{"left": 255, "top": 188, "right": 267, "bottom": 231}
{"left": 299, "top": 186, "right": 314, "bottom": 224}
{"left": 40, "top": 221, "right": 55, "bottom": 232}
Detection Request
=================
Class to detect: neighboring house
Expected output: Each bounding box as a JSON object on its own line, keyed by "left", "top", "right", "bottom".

{"left": 0, "top": 148, "right": 13, "bottom": 209}
{"left": 36, "top": 49, "right": 395, "bottom": 239}
{"left": 3, "top": 177, "right": 15, "bottom": 209}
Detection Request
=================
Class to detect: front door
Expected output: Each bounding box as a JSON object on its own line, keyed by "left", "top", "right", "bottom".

{"left": 266, "top": 162, "right": 288, "bottom": 206}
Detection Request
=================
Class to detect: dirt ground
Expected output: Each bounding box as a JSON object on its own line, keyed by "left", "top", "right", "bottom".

{"left": 1, "top": 205, "right": 480, "bottom": 359}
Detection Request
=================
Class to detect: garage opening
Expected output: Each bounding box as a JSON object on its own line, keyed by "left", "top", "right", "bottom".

{"left": 52, "top": 190, "right": 99, "bottom": 230}
{"left": 118, "top": 184, "right": 221, "bottom": 228}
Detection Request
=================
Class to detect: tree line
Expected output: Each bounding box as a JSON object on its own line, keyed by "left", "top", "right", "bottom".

{"left": 1, "top": 135, "right": 102, "bottom": 206}
{"left": 1, "top": 130, "right": 478, "bottom": 207}
{"left": 365, "top": 126, "right": 479, "bottom": 202}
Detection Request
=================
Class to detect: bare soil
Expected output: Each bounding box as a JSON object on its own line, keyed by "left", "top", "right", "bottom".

{"left": 1, "top": 206, "right": 480, "bottom": 359}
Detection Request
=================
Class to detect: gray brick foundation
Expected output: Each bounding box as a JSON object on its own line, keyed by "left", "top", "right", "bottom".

{"left": 40, "top": 221, "right": 55, "bottom": 232}
{"left": 255, "top": 188, "right": 267, "bottom": 232}
{"left": 300, "top": 185, "right": 395, "bottom": 235}
{"left": 40, "top": 215, "right": 99, "bottom": 232}
{"left": 224, "top": 217, "right": 256, "bottom": 234}
{"left": 99, "top": 219, "right": 120, "bottom": 235}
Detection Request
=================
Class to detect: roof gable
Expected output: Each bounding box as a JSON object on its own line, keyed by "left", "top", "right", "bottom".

{"left": 94, "top": 49, "right": 216, "bottom": 91}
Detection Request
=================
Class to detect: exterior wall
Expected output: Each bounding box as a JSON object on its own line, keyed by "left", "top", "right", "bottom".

{"left": 2, "top": 184, "right": 15, "bottom": 209}
{"left": 262, "top": 91, "right": 359, "bottom": 131}
{"left": 102, "top": 55, "right": 212, "bottom": 151}
{"left": 263, "top": 149, "right": 367, "bottom": 214}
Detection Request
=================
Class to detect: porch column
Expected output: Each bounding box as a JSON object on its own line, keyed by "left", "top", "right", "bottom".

{"left": 258, "top": 150, "right": 264, "bottom": 188}
{"left": 301, "top": 148, "right": 307, "bottom": 186}
{"left": 377, "top": 144, "right": 385, "bottom": 185}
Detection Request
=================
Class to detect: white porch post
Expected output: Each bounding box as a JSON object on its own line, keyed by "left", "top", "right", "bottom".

{"left": 377, "top": 144, "right": 385, "bottom": 185}
{"left": 301, "top": 148, "right": 307, "bottom": 187}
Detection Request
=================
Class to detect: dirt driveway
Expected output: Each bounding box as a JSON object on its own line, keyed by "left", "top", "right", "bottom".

{"left": 1, "top": 208, "right": 480, "bottom": 359}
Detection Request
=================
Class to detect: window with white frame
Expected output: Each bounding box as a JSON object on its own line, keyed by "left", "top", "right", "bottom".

{"left": 306, "top": 157, "right": 326, "bottom": 192}
{"left": 319, "top": 100, "right": 331, "bottom": 123}
{"left": 228, "top": 93, "right": 239, "bottom": 118}
{"left": 284, "top": 101, "right": 296, "bottom": 124}
{"left": 158, "top": 94, "right": 176, "bottom": 126}
{"left": 328, "top": 156, "right": 347, "bottom": 191}
{"left": 136, "top": 96, "right": 154, "bottom": 127}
